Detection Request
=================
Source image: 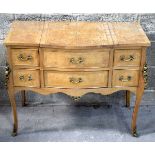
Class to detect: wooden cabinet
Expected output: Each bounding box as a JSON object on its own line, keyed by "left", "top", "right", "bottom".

{"left": 4, "top": 21, "right": 150, "bottom": 137}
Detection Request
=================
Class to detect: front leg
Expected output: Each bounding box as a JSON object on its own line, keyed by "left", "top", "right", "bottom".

{"left": 7, "top": 87, "right": 18, "bottom": 136}
{"left": 131, "top": 87, "right": 144, "bottom": 137}
{"left": 131, "top": 63, "right": 147, "bottom": 137}
{"left": 5, "top": 63, "right": 18, "bottom": 136}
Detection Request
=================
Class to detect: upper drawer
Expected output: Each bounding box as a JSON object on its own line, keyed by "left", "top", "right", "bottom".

{"left": 44, "top": 70, "right": 108, "bottom": 88}
{"left": 11, "top": 48, "right": 39, "bottom": 67}
{"left": 42, "top": 48, "right": 110, "bottom": 68}
{"left": 114, "top": 49, "right": 141, "bottom": 67}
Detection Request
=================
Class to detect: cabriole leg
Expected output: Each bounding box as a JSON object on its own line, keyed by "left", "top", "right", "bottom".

{"left": 131, "top": 85, "right": 144, "bottom": 137}
{"left": 131, "top": 48, "right": 147, "bottom": 137}
{"left": 5, "top": 62, "right": 18, "bottom": 136}
{"left": 7, "top": 88, "right": 18, "bottom": 136}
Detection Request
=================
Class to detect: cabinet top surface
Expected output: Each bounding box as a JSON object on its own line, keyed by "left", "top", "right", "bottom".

{"left": 4, "top": 21, "right": 150, "bottom": 48}
{"left": 4, "top": 21, "right": 44, "bottom": 47}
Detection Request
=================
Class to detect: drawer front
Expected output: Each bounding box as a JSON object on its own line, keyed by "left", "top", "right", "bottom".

{"left": 43, "top": 48, "right": 110, "bottom": 68}
{"left": 13, "top": 70, "right": 40, "bottom": 87}
{"left": 11, "top": 49, "right": 39, "bottom": 66}
{"left": 114, "top": 49, "right": 141, "bottom": 67}
{"left": 112, "top": 70, "right": 139, "bottom": 87}
{"left": 44, "top": 71, "right": 108, "bottom": 88}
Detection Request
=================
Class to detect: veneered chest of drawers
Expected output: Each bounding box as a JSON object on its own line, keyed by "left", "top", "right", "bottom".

{"left": 4, "top": 21, "right": 150, "bottom": 136}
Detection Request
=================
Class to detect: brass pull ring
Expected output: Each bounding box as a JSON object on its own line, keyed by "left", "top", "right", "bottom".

{"left": 19, "top": 75, "right": 25, "bottom": 81}
{"left": 19, "top": 75, "right": 33, "bottom": 81}
{"left": 70, "top": 57, "right": 84, "bottom": 64}
{"left": 28, "top": 75, "right": 33, "bottom": 81}
{"left": 69, "top": 77, "right": 83, "bottom": 84}
{"left": 120, "top": 55, "right": 134, "bottom": 62}
{"left": 119, "top": 75, "right": 132, "bottom": 82}
{"left": 18, "top": 54, "right": 33, "bottom": 61}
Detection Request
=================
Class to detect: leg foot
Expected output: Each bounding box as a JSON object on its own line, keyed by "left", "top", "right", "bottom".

{"left": 7, "top": 87, "right": 18, "bottom": 137}
{"left": 11, "top": 124, "right": 18, "bottom": 137}
{"left": 132, "top": 127, "right": 139, "bottom": 137}
{"left": 131, "top": 86, "right": 144, "bottom": 138}
{"left": 12, "top": 130, "right": 17, "bottom": 137}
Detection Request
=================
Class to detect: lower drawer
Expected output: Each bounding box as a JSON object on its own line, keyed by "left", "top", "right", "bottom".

{"left": 44, "top": 71, "right": 108, "bottom": 88}
{"left": 13, "top": 70, "right": 40, "bottom": 87}
{"left": 112, "top": 70, "right": 139, "bottom": 87}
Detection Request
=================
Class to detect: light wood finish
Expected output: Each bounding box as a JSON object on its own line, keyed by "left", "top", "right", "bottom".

{"left": 14, "top": 87, "right": 137, "bottom": 96}
{"left": 131, "top": 47, "right": 146, "bottom": 137}
{"left": 4, "top": 21, "right": 150, "bottom": 136}
{"left": 13, "top": 70, "right": 40, "bottom": 87}
{"left": 7, "top": 86, "right": 18, "bottom": 136}
{"left": 108, "top": 22, "right": 150, "bottom": 47}
{"left": 42, "top": 48, "right": 110, "bottom": 68}
{"left": 108, "top": 49, "right": 114, "bottom": 87}
{"left": 6, "top": 47, "right": 18, "bottom": 136}
{"left": 40, "top": 22, "right": 113, "bottom": 48}
{"left": 4, "top": 21, "right": 44, "bottom": 46}
{"left": 114, "top": 49, "right": 141, "bottom": 67}
{"left": 44, "top": 70, "right": 108, "bottom": 88}
{"left": 112, "top": 70, "right": 139, "bottom": 87}
{"left": 39, "top": 48, "right": 44, "bottom": 88}
{"left": 11, "top": 48, "right": 39, "bottom": 67}
{"left": 4, "top": 21, "right": 150, "bottom": 48}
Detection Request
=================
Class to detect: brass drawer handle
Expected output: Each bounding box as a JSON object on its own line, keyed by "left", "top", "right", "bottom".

{"left": 119, "top": 76, "right": 132, "bottom": 82}
{"left": 19, "top": 75, "right": 33, "bottom": 81}
{"left": 19, "top": 75, "right": 25, "bottom": 81}
{"left": 28, "top": 75, "right": 33, "bottom": 81}
{"left": 120, "top": 55, "right": 134, "bottom": 62}
{"left": 70, "top": 57, "right": 84, "bottom": 64}
{"left": 69, "top": 77, "right": 83, "bottom": 84}
{"left": 18, "top": 54, "right": 33, "bottom": 61}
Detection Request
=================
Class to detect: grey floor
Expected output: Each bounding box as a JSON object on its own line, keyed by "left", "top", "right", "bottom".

{"left": 0, "top": 99, "right": 155, "bottom": 141}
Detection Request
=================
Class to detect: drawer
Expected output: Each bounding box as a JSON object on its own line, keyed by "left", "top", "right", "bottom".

{"left": 43, "top": 48, "right": 110, "bottom": 68}
{"left": 114, "top": 49, "right": 141, "bottom": 67}
{"left": 11, "top": 48, "right": 39, "bottom": 66}
{"left": 13, "top": 70, "right": 40, "bottom": 87}
{"left": 44, "top": 71, "right": 108, "bottom": 88}
{"left": 112, "top": 70, "right": 139, "bottom": 87}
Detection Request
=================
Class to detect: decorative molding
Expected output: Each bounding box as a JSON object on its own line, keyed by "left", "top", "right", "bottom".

{"left": 5, "top": 62, "right": 11, "bottom": 88}
{"left": 143, "top": 63, "right": 148, "bottom": 89}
